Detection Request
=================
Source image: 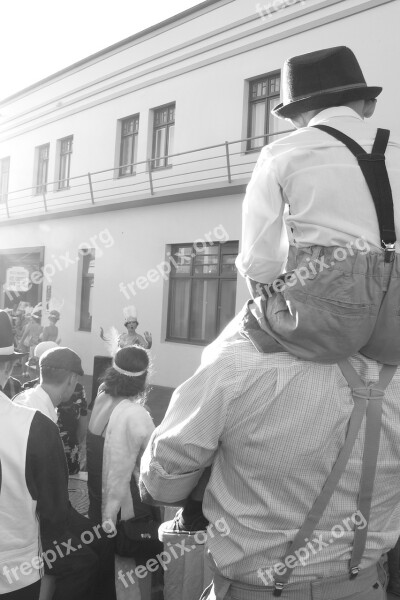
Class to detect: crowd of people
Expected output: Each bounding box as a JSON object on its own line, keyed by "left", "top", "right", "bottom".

{"left": 1, "top": 45, "right": 400, "bottom": 600}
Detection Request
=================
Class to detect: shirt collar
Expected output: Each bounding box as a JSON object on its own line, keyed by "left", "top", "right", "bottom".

{"left": 34, "top": 385, "right": 58, "bottom": 423}
{"left": 308, "top": 106, "right": 363, "bottom": 127}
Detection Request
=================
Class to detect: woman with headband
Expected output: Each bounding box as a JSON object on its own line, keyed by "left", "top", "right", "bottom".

{"left": 86, "top": 345, "right": 159, "bottom": 600}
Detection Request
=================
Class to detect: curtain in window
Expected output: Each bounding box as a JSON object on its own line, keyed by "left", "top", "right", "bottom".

{"left": 169, "top": 279, "right": 190, "bottom": 338}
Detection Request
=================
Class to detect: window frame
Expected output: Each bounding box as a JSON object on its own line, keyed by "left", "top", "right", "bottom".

{"left": 247, "top": 71, "right": 285, "bottom": 152}
{"left": 57, "top": 135, "right": 73, "bottom": 190}
{"left": 0, "top": 157, "right": 10, "bottom": 204}
{"left": 166, "top": 241, "right": 238, "bottom": 345}
{"left": 119, "top": 114, "right": 140, "bottom": 177}
{"left": 151, "top": 103, "right": 175, "bottom": 170}
{"left": 35, "top": 143, "right": 50, "bottom": 195}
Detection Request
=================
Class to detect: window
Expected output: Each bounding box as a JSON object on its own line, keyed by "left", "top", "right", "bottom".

{"left": 35, "top": 144, "right": 49, "bottom": 194}
{"left": 57, "top": 136, "right": 73, "bottom": 190}
{"left": 167, "top": 241, "right": 239, "bottom": 344}
{"left": 0, "top": 157, "right": 10, "bottom": 203}
{"left": 247, "top": 72, "right": 291, "bottom": 150}
{"left": 152, "top": 104, "right": 175, "bottom": 169}
{"left": 119, "top": 115, "right": 139, "bottom": 176}
{"left": 79, "top": 249, "right": 95, "bottom": 331}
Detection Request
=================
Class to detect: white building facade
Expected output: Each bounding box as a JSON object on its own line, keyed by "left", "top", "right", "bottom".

{"left": 0, "top": 0, "right": 398, "bottom": 387}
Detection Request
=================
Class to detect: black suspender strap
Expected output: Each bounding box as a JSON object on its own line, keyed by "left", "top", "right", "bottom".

{"left": 313, "top": 125, "right": 396, "bottom": 260}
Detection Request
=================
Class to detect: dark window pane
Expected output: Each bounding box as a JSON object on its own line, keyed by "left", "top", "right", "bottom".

{"left": 250, "top": 101, "right": 266, "bottom": 149}
{"left": 168, "top": 279, "right": 190, "bottom": 338}
{"left": 79, "top": 277, "right": 94, "bottom": 331}
{"left": 0, "top": 157, "right": 10, "bottom": 203}
{"left": 219, "top": 280, "right": 237, "bottom": 331}
{"left": 221, "top": 254, "right": 237, "bottom": 274}
{"left": 79, "top": 250, "right": 95, "bottom": 331}
{"left": 58, "top": 137, "right": 73, "bottom": 189}
{"left": 170, "top": 247, "right": 192, "bottom": 274}
{"left": 190, "top": 279, "right": 218, "bottom": 342}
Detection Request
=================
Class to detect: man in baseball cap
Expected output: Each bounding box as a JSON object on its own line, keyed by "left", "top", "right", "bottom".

{"left": 15, "top": 347, "right": 84, "bottom": 422}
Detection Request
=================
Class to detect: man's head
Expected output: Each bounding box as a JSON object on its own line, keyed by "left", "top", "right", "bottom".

{"left": 39, "top": 347, "right": 84, "bottom": 405}
{"left": 0, "top": 310, "right": 25, "bottom": 388}
{"left": 272, "top": 46, "right": 381, "bottom": 125}
{"left": 289, "top": 99, "right": 377, "bottom": 129}
{"left": 125, "top": 317, "right": 139, "bottom": 333}
{"left": 48, "top": 310, "right": 60, "bottom": 323}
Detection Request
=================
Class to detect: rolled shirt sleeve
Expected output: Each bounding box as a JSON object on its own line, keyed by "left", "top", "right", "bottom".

{"left": 140, "top": 344, "right": 238, "bottom": 503}
{"left": 235, "top": 146, "right": 289, "bottom": 284}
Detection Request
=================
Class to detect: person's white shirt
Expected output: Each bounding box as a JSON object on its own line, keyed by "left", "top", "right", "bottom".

{"left": 14, "top": 385, "right": 57, "bottom": 423}
{"left": 236, "top": 106, "right": 400, "bottom": 284}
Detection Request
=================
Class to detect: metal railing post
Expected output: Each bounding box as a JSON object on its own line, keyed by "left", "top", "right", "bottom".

{"left": 88, "top": 173, "right": 95, "bottom": 204}
{"left": 225, "top": 141, "right": 232, "bottom": 183}
{"left": 147, "top": 160, "right": 154, "bottom": 195}
{"left": 42, "top": 191, "right": 48, "bottom": 212}
{"left": 4, "top": 196, "right": 10, "bottom": 218}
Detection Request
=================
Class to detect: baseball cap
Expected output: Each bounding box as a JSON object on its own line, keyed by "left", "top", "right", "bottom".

{"left": 39, "top": 347, "right": 84, "bottom": 376}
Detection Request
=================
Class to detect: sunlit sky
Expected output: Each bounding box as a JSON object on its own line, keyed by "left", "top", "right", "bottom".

{"left": 0, "top": 0, "right": 202, "bottom": 101}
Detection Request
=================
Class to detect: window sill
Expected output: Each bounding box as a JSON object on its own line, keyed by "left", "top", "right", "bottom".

{"left": 165, "top": 337, "right": 210, "bottom": 347}
{"left": 117, "top": 172, "right": 137, "bottom": 179}
{"left": 150, "top": 164, "right": 173, "bottom": 172}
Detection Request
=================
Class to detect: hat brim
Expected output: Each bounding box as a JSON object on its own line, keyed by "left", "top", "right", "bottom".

{"left": 0, "top": 350, "right": 28, "bottom": 362}
{"left": 272, "top": 86, "right": 382, "bottom": 119}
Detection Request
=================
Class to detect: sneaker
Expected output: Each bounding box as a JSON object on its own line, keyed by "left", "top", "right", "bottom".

{"left": 158, "top": 507, "right": 209, "bottom": 543}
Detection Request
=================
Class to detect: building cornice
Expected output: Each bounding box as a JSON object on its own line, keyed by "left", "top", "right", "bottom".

{"left": 0, "top": 0, "right": 394, "bottom": 142}
{"left": 0, "top": 0, "right": 234, "bottom": 107}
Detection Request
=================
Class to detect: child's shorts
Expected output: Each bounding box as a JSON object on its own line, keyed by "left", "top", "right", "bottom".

{"left": 241, "top": 245, "right": 400, "bottom": 365}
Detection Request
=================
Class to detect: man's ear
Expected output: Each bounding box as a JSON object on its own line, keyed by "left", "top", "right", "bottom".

{"left": 363, "top": 99, "right": 377, "bottom": 119}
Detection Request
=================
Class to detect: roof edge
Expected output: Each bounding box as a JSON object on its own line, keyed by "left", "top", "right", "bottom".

{"left": 0, "top": 0, "right": 226, "bottom": 106}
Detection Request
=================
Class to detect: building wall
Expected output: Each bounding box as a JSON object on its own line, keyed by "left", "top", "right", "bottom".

{"left": 0, "top": 0, "right": 398, "bottom": 386}
{"left": 0, "top": 194, "right": 247, "bottom": 387}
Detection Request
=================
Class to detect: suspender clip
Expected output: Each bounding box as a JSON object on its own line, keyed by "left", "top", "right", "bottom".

{"left": 350, "top": 567, "right": 360, "bottom": 579}
{"left": 383, "top": 242, "right": 395, "bottom": 263}
{"left": 273, "top": 582, "right": 285, "bottom": 597}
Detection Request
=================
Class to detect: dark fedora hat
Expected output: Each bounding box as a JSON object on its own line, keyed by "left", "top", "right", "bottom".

{"left": 272, "top": 46, "right": 382, "bottom": 119}
{"left": 0, "top": 310, "right": 26, "bottom": 362}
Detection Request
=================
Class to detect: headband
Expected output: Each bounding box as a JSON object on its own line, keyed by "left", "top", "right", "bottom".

{"left": 112, "top": 361, "right": 147, "bottom": 377}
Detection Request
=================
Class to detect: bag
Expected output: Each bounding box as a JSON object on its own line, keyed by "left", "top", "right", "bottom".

{"left": 115, "top": 515, "right": 163, "bottom": 562}
{"left": 115, "top": 475, "right": 163, "bottom": 563}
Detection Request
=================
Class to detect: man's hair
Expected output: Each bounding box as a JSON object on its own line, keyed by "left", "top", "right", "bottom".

{"left": 40, "top": 366, "right": 72, "bottom": 385}
{"left": 289, "top": 98, "right": 367, "bottom": 121}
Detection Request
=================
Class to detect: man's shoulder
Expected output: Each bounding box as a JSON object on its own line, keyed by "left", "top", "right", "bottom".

{"left": 14, "top": 385, "right": 44, "bottom": 407}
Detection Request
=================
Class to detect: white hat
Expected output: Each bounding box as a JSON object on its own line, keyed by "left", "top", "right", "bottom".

{"left": 123, "top": 305, "right": 138, "bottom": 324}
{"left": 34, "top": 341, "right": 58, "bottom": 358}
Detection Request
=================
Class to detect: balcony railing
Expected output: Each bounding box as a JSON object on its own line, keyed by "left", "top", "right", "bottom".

{"left": 0, "top": 131, "right": 293, "bottom": 220}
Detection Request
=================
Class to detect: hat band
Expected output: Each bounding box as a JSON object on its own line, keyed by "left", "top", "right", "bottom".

{"left": 286, "top": 82, "right": 368, "bottom": 103}
{"left": 112, "top": 361, "right": 147, "bottom": 377}
{"left": 0, "top": 345, "right": 15, "bottom": 355}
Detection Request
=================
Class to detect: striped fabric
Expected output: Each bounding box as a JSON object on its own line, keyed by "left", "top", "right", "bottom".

{"left": 141, "top": 337, "right": 400, "bottom": 585}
